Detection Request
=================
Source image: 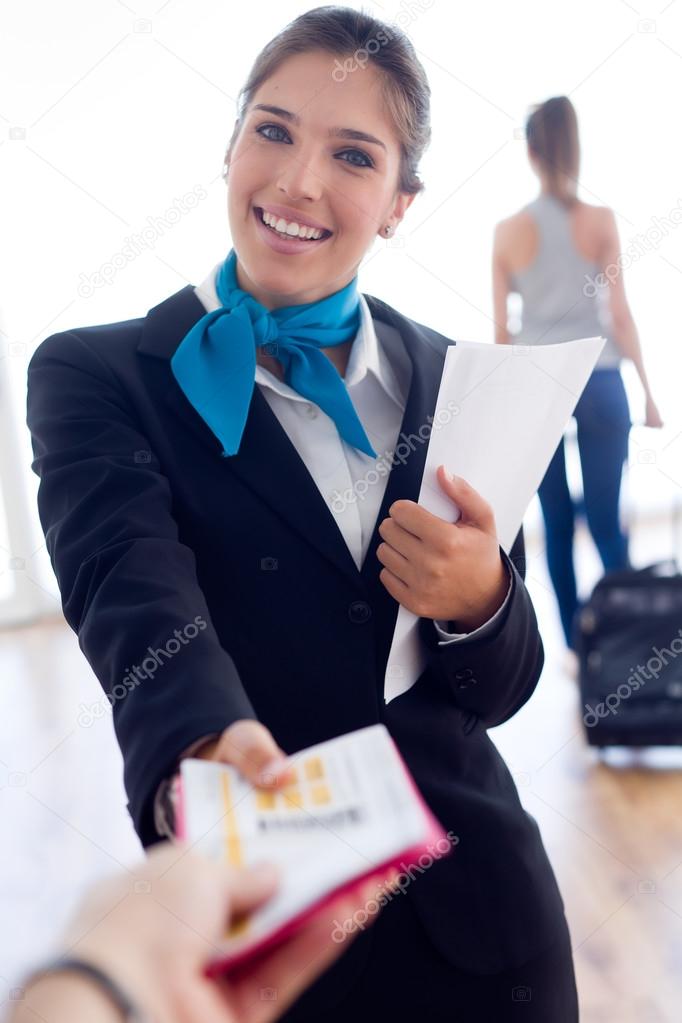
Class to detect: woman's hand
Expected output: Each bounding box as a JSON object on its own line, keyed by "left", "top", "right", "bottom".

{"left": 376, "top": 466, "right": 509, "bottom": 631}
{"left": 27, "top": 840, "right": 377, "bottom": 1023}
{"left": 194, "top": 720, "right": 296, "bottom": 788}
{"left": 644, "top": 394, "right": 664, "bottom": 428}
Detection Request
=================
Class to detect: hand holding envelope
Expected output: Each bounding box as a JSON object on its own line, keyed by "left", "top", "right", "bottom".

{"left": 383, "top": 335, "right": 607, "bottom": 703}
{"left": 376, "top": 466, "right": 509, "bottom": 631}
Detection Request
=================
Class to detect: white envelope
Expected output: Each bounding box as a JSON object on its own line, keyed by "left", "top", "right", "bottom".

{"left": 384, "top": 335, "right": 606, "bottom": 703}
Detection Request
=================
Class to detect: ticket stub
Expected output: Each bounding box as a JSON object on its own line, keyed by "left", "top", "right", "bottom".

{"left": 177, "top": 723, "right": 449, "bottom": 973}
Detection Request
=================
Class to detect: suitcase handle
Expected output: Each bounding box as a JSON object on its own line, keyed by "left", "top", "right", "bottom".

{"left": 622, "top": 460, "right": 682, "bottom": 573}
{"left": 635, "top": 558, "right": 679, "bottom": 578}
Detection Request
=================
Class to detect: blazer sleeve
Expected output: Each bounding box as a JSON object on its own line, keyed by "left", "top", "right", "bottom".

{"left": 418, "top": 525, "right": 544, "bottom": 729}
{"left": 26, "top": 330, "right": 258, "bottom": 847}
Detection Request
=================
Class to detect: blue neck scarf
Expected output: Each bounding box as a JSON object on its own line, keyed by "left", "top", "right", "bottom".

{"left": 170, "top": 248, "right": 377, "bottom": 459}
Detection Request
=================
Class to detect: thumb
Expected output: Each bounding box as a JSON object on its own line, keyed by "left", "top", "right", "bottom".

{"left": 224, "top": 861, "right": 281, "bottom": 919}
{"left": 437, "top": 466, "right": 496, "bottom": 532}
{"left": 218, "top": 721, "right": 296, "bottom": 788}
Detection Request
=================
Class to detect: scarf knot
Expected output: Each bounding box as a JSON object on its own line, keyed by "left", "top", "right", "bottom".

{"left": 170, "top": 249, "right": 378, "bottom": 459}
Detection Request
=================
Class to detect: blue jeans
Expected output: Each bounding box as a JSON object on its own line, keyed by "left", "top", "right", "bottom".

{"left": 537, "top": 367, "right": 631, "bottom": 649}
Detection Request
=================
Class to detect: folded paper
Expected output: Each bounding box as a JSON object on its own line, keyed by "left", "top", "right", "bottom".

{"left": 384, "top": 335, "right": 607, "bottom": 703}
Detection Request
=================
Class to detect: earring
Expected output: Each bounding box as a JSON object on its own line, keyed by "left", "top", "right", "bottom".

{"left": 383, "top": 224, "right": 393, "bottom": 236}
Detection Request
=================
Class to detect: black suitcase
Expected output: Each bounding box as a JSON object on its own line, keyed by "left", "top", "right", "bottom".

{"left": 575, "top": 498, "right": 682, "bottom": 747}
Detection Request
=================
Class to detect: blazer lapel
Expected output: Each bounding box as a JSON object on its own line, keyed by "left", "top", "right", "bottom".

{"left": 358, "top": 294, "right": 446, "bottom": 589}
{"left": 137, "top": 285, "right": 448, "bottom": 590}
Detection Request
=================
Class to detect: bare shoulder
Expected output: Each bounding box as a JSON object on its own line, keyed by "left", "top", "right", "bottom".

{"left": 494, "top": 207, "right": 533, "bottom": 241}
{"left": 493, "top": 208, "right": 537, "bottom": 272}
{"left": 566, "top": 200, "right": 616, "bottom": 264}
{"left": 575, "top": 199, "right": 616, "bottom": 233}
{"left": 494, "top": 208, "right": 534, "bottom": 261}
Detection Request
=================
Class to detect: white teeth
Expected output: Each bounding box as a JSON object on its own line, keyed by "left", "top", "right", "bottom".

{"left": 260, "top": 209, "right": 325, "bottom": 240}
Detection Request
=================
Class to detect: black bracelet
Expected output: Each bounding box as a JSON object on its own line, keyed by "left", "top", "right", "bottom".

{"left": 20, "top": 956, "right": 150, "bottom": 1022}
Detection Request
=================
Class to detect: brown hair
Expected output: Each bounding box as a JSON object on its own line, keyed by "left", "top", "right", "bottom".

{"left": 225, "top": 5, "right": 431, "bottom": 197}
{"left": 525, "top": 96, "right": 580, "bottom": 209}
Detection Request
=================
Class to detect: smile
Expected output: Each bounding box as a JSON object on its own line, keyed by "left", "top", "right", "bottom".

{"left": 253, "top": 206, "right": 333, "bottom": 254}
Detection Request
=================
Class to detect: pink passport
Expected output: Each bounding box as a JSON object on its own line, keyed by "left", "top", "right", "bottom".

{"left": 175, "top": 724, "right": 454, "bottom": 978}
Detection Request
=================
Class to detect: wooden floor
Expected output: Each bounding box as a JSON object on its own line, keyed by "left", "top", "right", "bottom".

{"left": 1, "top": 515, "right": 681, "bottom": 1021}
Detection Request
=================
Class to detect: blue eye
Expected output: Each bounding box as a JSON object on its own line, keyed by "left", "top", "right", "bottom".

{"left": 254, "top": 123, "right": 374, "bottom": 169}
{"left": 256, "top": 123, "right": 290, "bottom": 144}
{"left": 341, "top": 148, "right": 373, "bottom": 168}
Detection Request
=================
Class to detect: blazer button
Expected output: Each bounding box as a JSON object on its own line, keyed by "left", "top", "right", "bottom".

{"left": 462, "top": 712, "right": 478, "bottom": 735}
{"left": 454, "top": 667, "right": 478, "bottom": 689}
{"left": 348, "top": 600, "right": 372, "bottom": 624}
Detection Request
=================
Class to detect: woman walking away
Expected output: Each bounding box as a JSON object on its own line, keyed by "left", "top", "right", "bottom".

{"left": 492, "top": 95, "right": 663, "bottom": 651}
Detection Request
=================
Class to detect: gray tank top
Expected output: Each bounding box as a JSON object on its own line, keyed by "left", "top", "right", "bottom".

{"left": 508, "top": 193, "right": 622, "bottom": 368}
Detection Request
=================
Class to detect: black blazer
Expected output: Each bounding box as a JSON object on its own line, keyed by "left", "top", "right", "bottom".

{"left": 26, "top": 284, "right": 566, "bottom": 977}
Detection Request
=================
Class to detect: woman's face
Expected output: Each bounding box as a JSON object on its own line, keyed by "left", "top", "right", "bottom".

{"left": 224, "top": 49, "right": 415, "bottom": 309}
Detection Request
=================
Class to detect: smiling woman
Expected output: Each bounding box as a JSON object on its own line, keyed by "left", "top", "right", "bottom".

{"left": 222, "top": 43, "right": 425, "bottom": 308}
{"left": 25, "top": 5, "right": 578, "bottom": 1023}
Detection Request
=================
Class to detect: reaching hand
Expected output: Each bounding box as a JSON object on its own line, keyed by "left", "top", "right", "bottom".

{"left": 191, "top": 719, "right": 297, "bottom": 788}
{"left": 52, "top": 840, "right": 378, "bottom": 1023}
